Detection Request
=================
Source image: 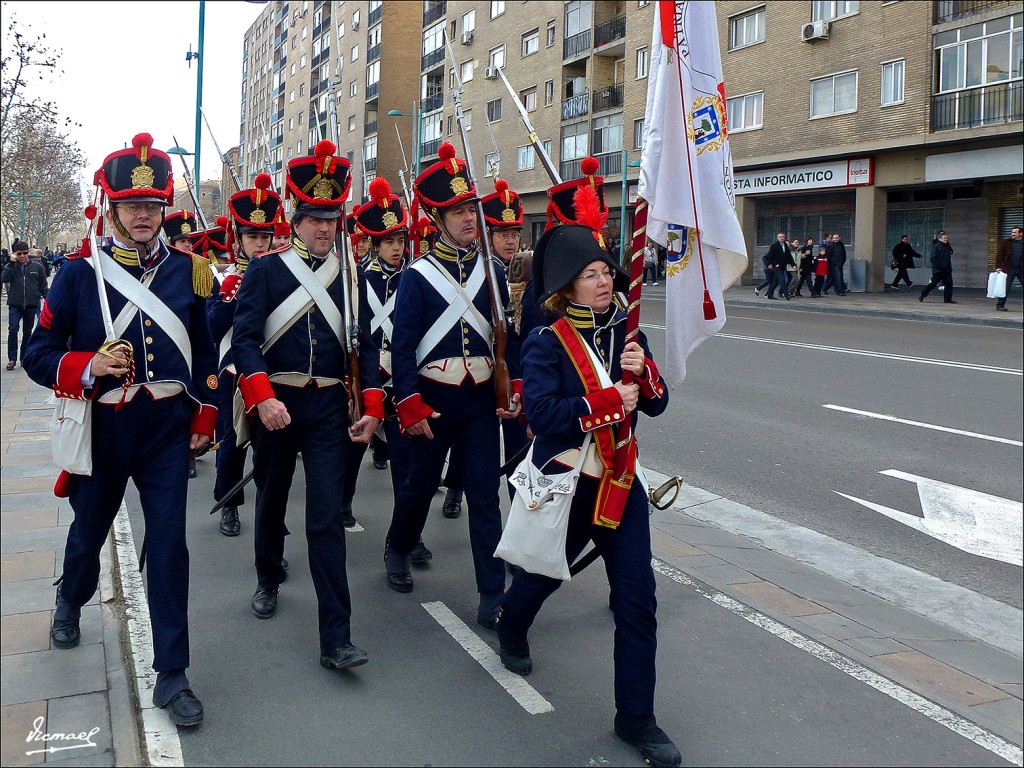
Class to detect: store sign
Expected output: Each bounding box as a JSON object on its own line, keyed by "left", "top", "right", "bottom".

{"left": 734, "top": 158, "right": 873, "bottom": 195}
{"left": 628, "top": 183, "right": 639, "bottom": 205}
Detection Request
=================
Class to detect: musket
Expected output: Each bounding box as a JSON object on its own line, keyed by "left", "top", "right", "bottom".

{"left": 258, "top": 120, "right": 275, "bottom": 175}
{"left": 443, "top": 30, "right": 513, "bottom": 411}
{"left": 200, "top": 107, "right": 242, "bottom": 192}
{"left": 493, "top": 65, "right": 561, "bottom": 185}
{"left": 171, "top": 135, "right": 210, "bottom": 229}
{"left": 326, "top": 22, "right": 363, "bottom": 421}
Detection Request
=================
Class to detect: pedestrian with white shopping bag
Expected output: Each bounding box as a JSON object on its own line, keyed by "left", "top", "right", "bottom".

{"left": 494, "top": 185, "right": 678, "bottom": 767}
{"left": 993, "top": 226, "right": 1022, "bottom": 312}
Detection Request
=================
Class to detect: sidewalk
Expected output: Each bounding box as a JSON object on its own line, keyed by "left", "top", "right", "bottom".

{"left": 0, "top": 311, "right": 141, "bottom": 766}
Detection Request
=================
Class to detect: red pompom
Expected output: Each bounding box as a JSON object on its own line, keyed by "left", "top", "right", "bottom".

{"left": 132, "top": 133, "right": 154, "bottom": 150}
{"left": 494, "top": 178, "right": 509, "bottom": 194}
{"left": 368, "top": 177, "right": 392, "bottom": 203}
{"left": 438, "top": 142, "right": 456, "bottom": 161}
{"left": 254, "top": 172, "right": 272, "bottom": 191}
{"left": 314, "top": 139, "right": 336, "bottom": 158}
{"left": 84, "top": 205, "right": 97, "bottom": 220}
{"left": 580, "top": 156, "right": 599, "bottom": 176}
{"left": 216, "top": 215, "right": 229, "bottom": 229}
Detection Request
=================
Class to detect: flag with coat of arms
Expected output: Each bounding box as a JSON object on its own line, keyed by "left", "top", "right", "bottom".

{"left": 638, "top": 0, "right": 748, "bottom": 386}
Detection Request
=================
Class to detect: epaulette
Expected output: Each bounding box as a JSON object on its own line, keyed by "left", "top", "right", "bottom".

{"left": 191, "top": 254, "right": 214, "bottom": 298}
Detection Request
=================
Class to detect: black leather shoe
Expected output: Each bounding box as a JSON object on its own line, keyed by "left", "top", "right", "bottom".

{"left": 51, "top": 586, "right": 80, "bottom": 649}
{"left": 496, "top": 620, "right": 532, "bottom": 675}
{"left": 409, "top": 541, "right": 433, "bottom": 565}
{"left": 340, "top": 509, "right": 357, "bottom": 528}
{"left": 320, "top": 643, "right": 369, "bottom": 669}
{"left": 219, "top": 506, "right": 240, "bottom": 537}
{"left": 251, "top": 587, "right": 279, "bottom": 619}
{"left": 372, "top": 457, "right": 388, "bottom": 470}
{"left": 944, "top": 299, "right": 958, "bottom": 304}
{"left": 188, "top": 458, "right": 198, "bottom": 479}
{"left": 384, "top": 542, "right": 413, "bottom": 593}
{"left": 387, "top": 570, "right": 413, "bottom": 592}
{"left": 614, "top": 713, "right": 682, "bottom": 767}
{"left": 162, "top": 689, "right": 204, "bottom": 727}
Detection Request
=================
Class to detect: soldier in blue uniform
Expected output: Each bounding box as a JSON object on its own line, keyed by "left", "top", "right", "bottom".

{"left": 496, "top": 189, "right": 680, "bottom": 767}
{"left": 232, "top": 140, "right": 384, "bottom": 671}
{"left": 24, "top": 132, "right": 219, "bottom": 727}
{"left": 382, "top": 142, "right": 522, "bottom": 628}
{"left": 207, "top": 174, "right": 281, "bottom": 536}
{"left": 162, "top": 208, "right": 199, "bottom": 251}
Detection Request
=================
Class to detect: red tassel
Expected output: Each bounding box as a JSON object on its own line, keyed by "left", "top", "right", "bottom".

{"left": 703, "top": 289, "right": 717, "bottom": 320}
{"left": 54, "top": 470, "right": 72, "bottom": 498}
{"left": 79, "top": 238, "right": 92, "bottom": 257}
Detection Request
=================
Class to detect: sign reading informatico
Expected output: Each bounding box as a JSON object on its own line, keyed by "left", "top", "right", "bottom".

{"left": 734, "top": 158, "right": 873, "bottom": 195}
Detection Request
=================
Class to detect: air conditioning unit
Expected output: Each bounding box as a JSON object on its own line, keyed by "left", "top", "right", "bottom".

{"left": 461, "top": 30, "right": 474, "bottom": 45}
{"left": 484, "top": 66, "right": 498, "bottom": 80}
{"left": 801, "top": 19, "right": 829, "bottom": 42}
{"left": 352, "top": 20, "right": 360, "bottom": 31}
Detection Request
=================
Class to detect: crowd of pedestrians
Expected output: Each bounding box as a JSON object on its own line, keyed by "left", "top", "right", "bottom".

{"left": 754, "top": 232, "right": 849, "bottom": 300}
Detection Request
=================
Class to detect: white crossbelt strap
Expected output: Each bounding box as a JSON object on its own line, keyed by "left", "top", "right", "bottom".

{"left": 366, "top": 284, "right": 395, "bottom": 339}
{"left": 263, "top": 250, "right": 341, "bottom": 350}
{"left": 412, "top": 255, "right": 491, "bottom": 367}
{"left": 86, "top": 253, "right": 192, "bottom": 374}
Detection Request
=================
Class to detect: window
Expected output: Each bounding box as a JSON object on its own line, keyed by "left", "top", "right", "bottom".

{"left": 423, "top": 22, "right": 445, "bottom": 56}
{"left": 729, "top": 7, "right": 765, "bottom": 50}
{"left": 421, "top": 112, "right": 443, "bottom": 143}
{"left": 561, "top": 121, "right": 589, "bottom": 160}
{"left": 486, "top": 97, "right": 502, "bottom": 122}
{"left": 366, "top": 60, "right": 380, "bottom": 86}
{"left": 484, "top": 152, "right": 499, "bottom": 176}
{"left": 364, "top": 135, "right": 377, "bottom": 162}
{"left": 489, "top": 44, "right": 505, "bottom": 69}
{"left": 521, "top": 87, "right": 537, "bottom": 112}
{"left": 935, "top": 16, "right": 1022, "bottom": 93}
{"left": 351, "top": 45, "right": 359, "bottom": 62}
{"left": 290, "top": 62, "right": 296, "bottom": 75}
{"left": 543, "top": 139, "right": 553, "bottom": 161}
{"left": 636, "top": 47, "right": 649, "bottom": 79}
{"left": 633, "top": 117, "right": 645, "bottom": 149}
{"left": 353, "top": 9, "right": 360, "bottom": 27}
{"left": 297, "top": 139, "right": 303, "bottom": 155}
{"left": 447, "top": 115, "right": 454, "bottom": 135}
{"left": 517, "top": 145, "right": 536, "bottom": 171}
{"left": 350, "top": 79, "right": 358, "bottom": 96}
{"left": 301, "top": 26, "right": 307, "bottom": 40}
{"left": 299, "top": 83, "right": 305, "bottom": 96}
{"left": 522, "top": 28, "right": 539, "bottom": 57}
{"left": 348, "top": 115, "right": 356, "bottom": 132}
{"left": 565, "top": 1, "right": 592, "bottom": 37}
{"left": 298, "top": 111, "right": 303, "bottom": 125}
{"left": 637, "top": 0, "right": 650, "bottom": 6}
{"left": 727, "top": 91, "right": 763, "bottom": 131}
{"left": 339, "top": 21, "right": 345, "bottom": 36}
{"left": 544, "top": 79, "right": 555, "bottom": 106}
{"left": 462, "top": 9, "right": 476, "bottom": 33}
{"left": 463, "top": 108, "right": 472, "bottom": 131}
{"left": 461, "top": 59, "right": 474, "bottom": 83}
{"left": 881, "top": 60, "right": 905, "bottom": 105}
{"left": 811, "top": 71, "right": 858, "bottom": 117}
{"left": 547, "top": 20, "right": 556, "bottom": 47}
{"left": 592, "top": 113, "right": 623, "bottom": 154}
{"left": 812, "top": 1, "right": 859, "bottom": 22}
{"left": 289, "top": 89, "right": 295, "bottom": 103}
{"left": 490, "top": 1, "right": 505, "bottom": 19}
{"left": 289, "top": 117, "right": 294, "bottom": 130}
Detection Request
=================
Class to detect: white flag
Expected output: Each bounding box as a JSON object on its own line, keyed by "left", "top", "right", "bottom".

{"left": 638, "top": 0, "right": 748, "bottom": 386}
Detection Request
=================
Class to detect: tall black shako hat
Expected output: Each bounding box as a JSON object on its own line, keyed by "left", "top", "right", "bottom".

{"left": 162, "top": 209, "right": 198, "bottom": 244}
{"left": 229, "top": 173, "right": 282, "bottom": 234}
{"left": 480, "top": 178, "right": 523, "bottom": 230}
{"left": 285, "top": 140, "right": 351, "bottom": 219}
{"left": 414, "top": 141, "right": 476, "bottom": 215}
{"left": 188, "top": 216, "right": 232, "bottom": 261}
{"left": 95, "top": 133, "right": 174, "bottom": 204}
{"left": 356, "top": 178, "right": 408, "bottom": 237}
{"left": 533, "top": 184, "right": 628, "bottom": 304}
{"left": 545, "top": 156, "right": 606, "bottom": 228}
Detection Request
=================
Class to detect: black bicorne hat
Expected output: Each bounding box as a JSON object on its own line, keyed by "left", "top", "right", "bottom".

{"left": 162, "top": 209, "right": 199, "bottom": 244}
{"left": 229, "top": 173, "right": 283, "bottom": 234}
{"left": 285, "top": 140, "right": 351, "bottom": 219}
{"left": 480, "top": 178, "right": 523, "bottom": 229}
{"left": 95, "top": 133, "right": 174, "bottom": 204}
{"left": 414, "top": 141, "right": 476, "bottom": 213}
{"left": 356, "top": 178, "right": 408, "bottom": 237}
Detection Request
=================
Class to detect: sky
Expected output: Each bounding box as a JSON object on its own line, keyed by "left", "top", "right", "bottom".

{"left": 3, "top": 0, "right": 265, "bottom": 188}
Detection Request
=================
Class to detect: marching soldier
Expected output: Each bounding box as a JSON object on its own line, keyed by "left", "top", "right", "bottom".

{"left": 162, "top": 208, "right": 200, "bottom": 251}
{"left": 271, "top": 210, "right": 291, "bottom": 251}
{"left": 232, "top": 140, "right": 383, "bottom": 671}
{"left": 24, "top": 133, "right": 219, "bottom": 726}
{"left": 207, "top": 173, "right": 281, "bottom": 537}
{"left": 348, "top": 210, "right": 372, "bottom": 267}
{"left": 382, "top": 142, "right": 521, "bottom": 628}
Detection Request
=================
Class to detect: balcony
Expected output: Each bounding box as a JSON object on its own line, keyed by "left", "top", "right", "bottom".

{"left": 563, "top": 30, "right": 592, "bottom": 60}
{"left": 560, "top": 157, "right": 584, "bottom": 181}
{"left": 933, "top": 0, "right": 1005, "bottom": 23}
{"left": 421, "top": 138, "right": 441, "bottom": 158}
{"left": 594, "top": 15, "right": 625, "bottom": 48}
{"left": 422, "top": 48, "right": 445, "bottom": 71}
{"left": 559, "top": 151, "right": 624, "bottom": 181}
{"left": 421, "top": 93, "right": 444, "bottom": 113}
{"left": 366, "top": 81, "right": 380, "bottom": 100}
{"left": 368, "top": 43, "right": 381, "bottom": 62}
{"left": 369, "top": 4, "right": 382, "bottom": 25}
{"left": 562, "top": 92, "right": 590, "bottom": 120}
{"left": 364, "top": 119, "right": 378, "bottom": 135}
{"left": 423, "top": 1, "right": 446, "bottom": 26}
{"left": 931, "top": 81, "right": 1023, "bottom": 131}
{"left": 592, "top": 83, "right": 623, "bottom": 112}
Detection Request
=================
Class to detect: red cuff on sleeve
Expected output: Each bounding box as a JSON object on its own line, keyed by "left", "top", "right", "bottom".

{"left": 512, "top": 378, "right": 524, "bottom": 403}
{"left": 220, "top": 273, "right": 242, "bottom": 302}
{"left": 579, "top": 387, "right": 627, "bottom": 432}
{"left": 239, "top": 372, "right": 275, "bottom": 411}
{"left": 636, "top": 357, "right": 666, "bottom": 400}
{"left": 361, "top": 387, "right": 386, "bottom": 420}
{"left": 190, "top": 403, "right": 218, "bottom": 439}
{"left": 54, "top": 351, "right": 96, "bottom": 400}
{"left": 396, "top": 393, "right": 435, "bottom": 431}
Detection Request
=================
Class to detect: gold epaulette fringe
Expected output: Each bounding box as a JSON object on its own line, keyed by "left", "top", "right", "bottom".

{"left": 192, "top": 255, "right": 214, "bottom": 298}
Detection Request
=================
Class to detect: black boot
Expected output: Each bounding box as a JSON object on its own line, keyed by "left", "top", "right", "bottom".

{"left": 614, "top": 713, "right": 682, "bottom": 768}
{"left": 496, "top": 617, "right": 532, "bottom": 675}
{"left": 51, "top": 584, "right": 81, "bottom": 649}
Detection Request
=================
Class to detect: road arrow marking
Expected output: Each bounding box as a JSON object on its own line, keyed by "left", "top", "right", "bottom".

{"left": 834, "top": 470, "right": 1023, "bottom": 567}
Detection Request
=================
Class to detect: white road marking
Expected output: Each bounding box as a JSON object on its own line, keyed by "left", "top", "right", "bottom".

{"left": 637, "top": 326, "right": 1023, "bottom": 376}
{"left": 835, "top": 470, "right": 1023, "bottom": 567}
{"left": 421, "top": 601, "right": 554, "bottom": 715}
{"left": 823, "top": 404, "right": 1024, "bottom": 446}
{"left": 112, "top": 503, "right": 184, "bottom": 767}
{"left": 652, "top": 558, "right": 1024, "bottom": 767}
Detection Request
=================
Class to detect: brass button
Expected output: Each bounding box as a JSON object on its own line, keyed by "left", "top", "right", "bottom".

{"left": 145, "top": 336, "right": 153, "bottom": 344}
{"left": 614, "top": 412, "right": 621, "bottom": 419}
{"left": 144, "top": 319, "right": 152, "bottom": 327}
{"left": 311, "top": 354, "right": 317, "bottom": 362}
{"left": 147, "top": 354, "right": 155, "bottom": 361}
{"left": 309, "top": 323, "right": 315, "bottom": 331}
{"left": 311, "top": 339, "right": 318, "bottom": 345}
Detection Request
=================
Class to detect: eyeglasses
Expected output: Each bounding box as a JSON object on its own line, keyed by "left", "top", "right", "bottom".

{"left": 494, "top": 230, "right": 521, "bottom": 241}
{"left": 118, "top": 202, "right": 163, "bottom": 217}
{"left": 575, "top": 268, "right": 614, "bottom": 284}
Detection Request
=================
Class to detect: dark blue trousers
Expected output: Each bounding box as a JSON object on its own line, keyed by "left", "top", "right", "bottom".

{"left": 8, "top": 305, "right": 36, "bottom": 363}
{"left": 64, "top": 395, "right": 192, "bottom": 672}
{"left": 214, "top": 371, "right": 246, "bottom": 508}
{"left": 499, "top": 477, "right": 658, "bottom": 716}
{"left": 386, "top": 378, "right": 505, "bottom": 595}
{"left": 250, "top": 384, "right": 354, "bottom": 649}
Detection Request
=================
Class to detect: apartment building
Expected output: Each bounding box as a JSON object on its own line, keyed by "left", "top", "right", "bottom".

{"left": 721, "top": 0, "right": 1023, "bottom": 289}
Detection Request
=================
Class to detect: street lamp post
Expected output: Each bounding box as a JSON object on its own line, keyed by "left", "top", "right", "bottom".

{"left": 387, "top": 100, "right": 420, "bottom": 175}
{"left": 186, "top": 0, "right": 206, "bottom": 187}
{"left": 6, "top": 190, "right": 45, "bottom": 241}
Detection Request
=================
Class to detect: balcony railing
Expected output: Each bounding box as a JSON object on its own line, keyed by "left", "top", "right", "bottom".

{"left": 594, "top": 151, "right": 622, "bottom": 176}
{"left": 931, "top": 81, "right": 1023, "bottom": 131}
{"left": 933, "top": 0, "right": 1005, "bottom": 23}
{"left": 423, "top": 1, "right": 446, "bottom": 26}
{"left": 421, "top": 138, "right": 442, "bottom": 158}
{"left": 563, "top": 30, "right": 592, "bottom": 60}
{"left": 369, "top": 4, "right": 382, "bottom": 25}
{"left": 592, "top": 82, "right": 624, "bottom": 112}
{"left": 562, "top": 92, "right": 590, "bottom": 120}
{"left": 366, "top": 81, "right": 380, "bottom": 100}
{"left": 594, "top": 15, "right": 626, "bottom": 47}
{"left": 422, "top": 48, "right": 445, "bottom": 71}
{"left": 364, "top": 119, "right": 378, "bottom": 135}
{"left": 560, "top": 158, "right": 584, "bottom": 181}
{"left": 421, "top": 93, "right": 444, "bottom": 113}
{"left": 368, "top": 43, "right": 381, "bottom": 62}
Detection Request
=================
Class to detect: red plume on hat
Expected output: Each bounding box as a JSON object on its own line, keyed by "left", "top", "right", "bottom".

{"left": 572, "top": 183, "right": 609, "bottom": 250}
{"left": 438, "top": 141, "right": 460, "bottom": 175}
{"left": 494, "top": 178, "right": 510, "bottom": 206}
{"left": 368, "top": 177, "right": 392, "bottom": 207}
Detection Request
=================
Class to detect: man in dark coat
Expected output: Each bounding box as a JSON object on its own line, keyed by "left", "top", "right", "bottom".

{"left": 890, "top": 234, "right": 921, "bottom": 290}
{"left": 823, "top": 233, "right": 848, "bottom": 295}
{"left": 919, "top": 232, "right": 955, "bottom": 303}
{"left": 994, "top": 226, "right": 1022, "bottom": 312}
{"left": 2, "top": 240, "right": 48, "bottom": 369}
